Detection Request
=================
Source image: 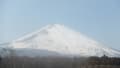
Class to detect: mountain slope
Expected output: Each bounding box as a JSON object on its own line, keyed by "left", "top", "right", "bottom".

{"left": 1, "top": 24, "right": 120, "bottom": 57}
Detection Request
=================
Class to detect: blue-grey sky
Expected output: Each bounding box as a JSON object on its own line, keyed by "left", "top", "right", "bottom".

{"left": 0, "top": 0, "right": 120, "bottom": 50}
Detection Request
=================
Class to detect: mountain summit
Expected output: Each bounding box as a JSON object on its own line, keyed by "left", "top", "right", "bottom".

{"left": 1, "top": 24, "right": 120, "bottom": 57}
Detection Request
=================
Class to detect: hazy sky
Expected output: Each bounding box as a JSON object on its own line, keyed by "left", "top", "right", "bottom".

{"left": 0, "top": 0, "right": 120, "bottom": 50}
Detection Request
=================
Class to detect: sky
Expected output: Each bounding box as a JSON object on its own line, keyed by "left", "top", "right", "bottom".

{"left": 0, "top": 0, "right": 120, "bottom": 50}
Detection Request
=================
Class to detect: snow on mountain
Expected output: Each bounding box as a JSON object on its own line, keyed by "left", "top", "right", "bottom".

{"left": 0, "top": 24, "right": 120, "bottom": 57}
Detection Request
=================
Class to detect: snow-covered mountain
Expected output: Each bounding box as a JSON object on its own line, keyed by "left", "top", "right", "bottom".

{"left": 0, "top": 24, "right": 120, "bottom": 57}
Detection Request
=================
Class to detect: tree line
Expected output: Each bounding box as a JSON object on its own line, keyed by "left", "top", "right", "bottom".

{"left": 86, "top": 55, "right": 120, "bottom": 65}
{"left": 0, "top": 55, "right": 120, "bottom": 68}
